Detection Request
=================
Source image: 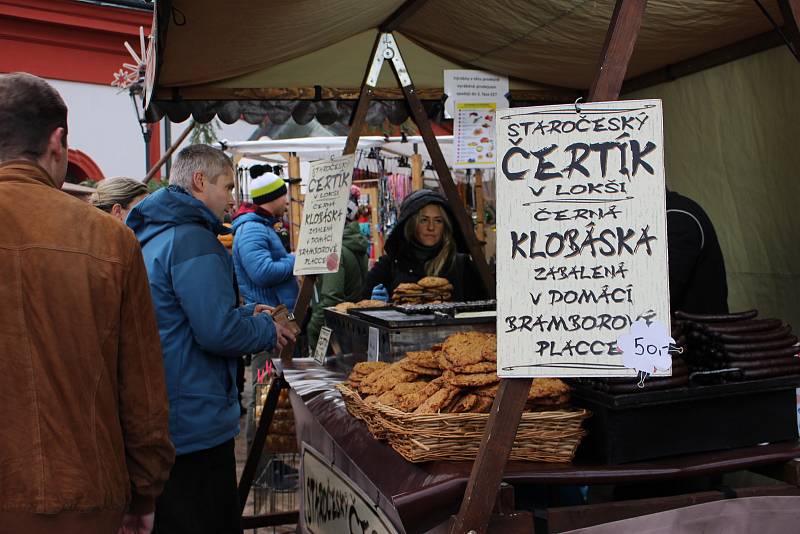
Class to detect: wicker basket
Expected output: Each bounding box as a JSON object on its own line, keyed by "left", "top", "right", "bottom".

{"left": 336, "top": 384, "right": 589, "bottom": 463}
{"left": 336, "top": 383, "right": 388, "bottom": 439}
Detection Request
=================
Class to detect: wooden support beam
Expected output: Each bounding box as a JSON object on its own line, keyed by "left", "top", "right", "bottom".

{"left": 279, "top": 277, "right": 315, "bottom": 361}
{"left": 345, "top": 32, "right": 382, "bottom": 155}
{"left": 474, "top": 169, "right": 485, "bottom": 244}
{"left": 154, "top": 86, "right": 578, "bottom": 104}
{"left": 622, "top": 31, "right": 781, "bottom": 94}
{"left": 287, "top": 155, "right": 302, "bottom": 250}
{"left": 411, "top": 153, "right": 423, "bottom": 191}
{"left": 588, "top": 0, "right": 647, "bottom": 102}
{"left": 363, "top": 185, "right": 382, "bottom": 259}
{"left": 449, "top": 378, "right": 532, "bottom": 534}
{"left": 778, "top": 0, "right": 800, "bottom": 59}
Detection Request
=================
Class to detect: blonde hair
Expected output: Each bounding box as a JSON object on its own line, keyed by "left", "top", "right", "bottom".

{"left": 90, "top": 177, "right": 148, "bottom": 213}
{"left": 404, "top": 203, "right": 456, "bottom": 276}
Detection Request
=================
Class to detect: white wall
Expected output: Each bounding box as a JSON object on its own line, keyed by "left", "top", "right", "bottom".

{"left": 48, "top": 78, "right": 146, "bottom": 179}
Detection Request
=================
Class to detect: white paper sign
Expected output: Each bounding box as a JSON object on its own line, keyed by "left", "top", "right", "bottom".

{"left": 301, "top": 444, "right": 399, "bottom": 534}
{"left": 495, "top": 99, "right": 670, "bottom": 378}
{"left": 453, "top": 102, "right": 496, "bottom": 169}
{"left": 444, "top": 69, "right": 509, "bottom": 119}
{"left": 294, "top": 154, "right": 355, "bottom": 275}
{"left": 313, "top": 326, "right": 332, "bottom": 365}
{"left": 367, "top": 327, "right": 379, "bottom": 362}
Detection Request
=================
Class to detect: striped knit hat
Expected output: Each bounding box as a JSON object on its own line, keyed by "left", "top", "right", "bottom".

{"left": 250, "top": 171, "right": 287, "bottom": 205}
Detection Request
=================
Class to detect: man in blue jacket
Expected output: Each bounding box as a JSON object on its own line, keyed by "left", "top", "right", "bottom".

{"left": 231, "top": 169, "right": 299, "bottom": 309}
{"left": 127, "top": 144, "right": 295, "bottom": 534}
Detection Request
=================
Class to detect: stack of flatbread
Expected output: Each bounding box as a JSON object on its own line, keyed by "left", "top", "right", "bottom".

{"left": 334, "top": 299, "right": 389, "bottom": 312}
{"left": 392, "top": 276, "right": 454, "bottom": 304}
{"left": 346, "top": 331, "right": 571, "bottom": 414}
{"left": 347, "top": 361, "right": 389, "bottom": 390}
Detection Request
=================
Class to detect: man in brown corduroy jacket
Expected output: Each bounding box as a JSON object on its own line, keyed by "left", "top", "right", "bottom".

{"left": 0, "top": 73, "right": 175, "bottom": 534}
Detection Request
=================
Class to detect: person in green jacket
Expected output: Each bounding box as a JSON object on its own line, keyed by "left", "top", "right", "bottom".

{"left": 307, "top": 186, "right": 369, "bottom": 352}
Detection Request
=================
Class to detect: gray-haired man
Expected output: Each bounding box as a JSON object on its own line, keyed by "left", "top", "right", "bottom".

{"left": 127, "top": 144, "right": 295, "bottom": 534}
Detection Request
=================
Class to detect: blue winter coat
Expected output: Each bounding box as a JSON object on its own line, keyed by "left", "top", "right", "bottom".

{"left": 231, "top": 211, "right": 299, "bottom": 308}
{"left": 127, "top": 186, "right": 277, "bottom": 455}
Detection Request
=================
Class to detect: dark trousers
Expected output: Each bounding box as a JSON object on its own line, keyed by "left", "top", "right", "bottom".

{"left": 154, "top": 439, "right": 242, "bottom": 534}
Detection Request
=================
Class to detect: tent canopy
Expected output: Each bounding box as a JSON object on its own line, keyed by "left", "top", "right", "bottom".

{"left": 146, "top": 0, "right": 789, "bottom": 124}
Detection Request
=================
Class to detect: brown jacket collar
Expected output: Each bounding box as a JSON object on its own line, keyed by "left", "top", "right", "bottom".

{"left": 0, "top": 159, "right": 59, "bottom": 188}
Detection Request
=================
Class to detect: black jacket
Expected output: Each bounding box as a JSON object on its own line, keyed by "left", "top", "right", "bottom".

{"left": 666, "top": 190, "right": 729, "bottom": 314}
{"left": 361, "top": 189, "right": 485, "bottom": 302}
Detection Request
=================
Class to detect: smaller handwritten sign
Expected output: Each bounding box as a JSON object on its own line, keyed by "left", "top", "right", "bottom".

{"left": 294, "top": 154, "right": 355, "bottom": 276}
{"left": 313, "top": 326, "right": 332, "bottom": 365}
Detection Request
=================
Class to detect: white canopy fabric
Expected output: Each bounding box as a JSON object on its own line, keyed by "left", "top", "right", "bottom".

{"left": 221, "top": 135, "right": 453, "bottom": 166}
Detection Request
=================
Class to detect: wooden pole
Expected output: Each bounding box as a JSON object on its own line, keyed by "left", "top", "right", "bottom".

{"left": 411, "top": 153, "right": 423, "bottom": 190}
{"left": 451, "top": 2, "right": 647, "bottom": 533}
{"left": 588, "top": 0, "right": 647, "bottom": 102}
{"left": 143, "top": 120, "right": 195, "bottom": 184}
{"left": 287, "top": 155, "right": 302, "bottom": 251}
{"left": 474, "top": 169, "right": 485, "bottom": 244}
{"left": 778, "top": 0, "right": 800, "bottom": 60}
{"left": 231, "top": 153, "right": 242, "bottom": 211}
{"left": 363, "top": 185, "right": 382, "bottom": 259}
{"left": 457, "top": 180, "right": 467, "bottom": 207}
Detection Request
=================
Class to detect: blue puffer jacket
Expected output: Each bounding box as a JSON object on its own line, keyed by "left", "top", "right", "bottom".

{"left": 127, "top": 186, "right": 277, "bottom": 455}
{"left": 231, "top": 208, "right": 299, "bottom": 308}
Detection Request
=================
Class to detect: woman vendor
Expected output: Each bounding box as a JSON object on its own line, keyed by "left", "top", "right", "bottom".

{"left": 362, "top": 189, "right": 486, "bottom": 302}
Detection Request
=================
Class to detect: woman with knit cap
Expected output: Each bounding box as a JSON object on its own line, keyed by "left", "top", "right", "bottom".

{"left": 361, "top": 189, "right": 486, "bottom": 302}
{"left": 231, "top": 168, "right": 299, "bottom": 310}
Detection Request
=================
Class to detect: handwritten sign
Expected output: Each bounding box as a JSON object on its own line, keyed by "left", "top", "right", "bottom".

{"left": 495, "top": 100, "right": 670, "bottom": 377}
{"left": 313, "top": 326, "right": 332, "bottom": 365}
{"left": 453, "top": 102, "right": 496, "bottom": 169}
{"left": 294, "top": 154, "right": 355, "bottom": 276}
{"left": 444, "top": 69, "right": 508, "bottom": 119}
{"left": 301, "top": 444, "right": 399, "bottom": 534}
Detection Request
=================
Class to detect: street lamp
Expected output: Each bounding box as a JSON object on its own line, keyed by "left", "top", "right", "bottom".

{"left": 111, "top": 26, "right": 153, "bottom": 175}
{"left": 128, "top": 82, "right": 152, "bottom": 173}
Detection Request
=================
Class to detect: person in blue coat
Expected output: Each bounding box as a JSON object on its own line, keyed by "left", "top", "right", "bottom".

{"left": 127, "top": 144, "right": 295, "bottom": 534}
{"left": 231, "top": 169, "right": 299, "bottom": 309}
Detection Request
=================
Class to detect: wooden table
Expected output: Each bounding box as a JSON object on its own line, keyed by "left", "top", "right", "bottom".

{"left": 280, "top": 359, "right": 800, "bottom": 533}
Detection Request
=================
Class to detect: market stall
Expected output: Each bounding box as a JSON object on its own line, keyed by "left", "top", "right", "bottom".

{"left": 141, "top": 1, "right": 800, "bottom": 532}
{"left": 219, "top": 134, "right": 492, "bottom": 261}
